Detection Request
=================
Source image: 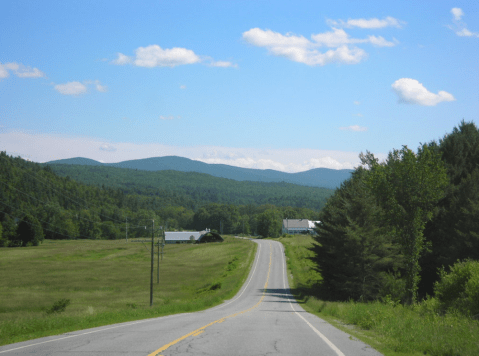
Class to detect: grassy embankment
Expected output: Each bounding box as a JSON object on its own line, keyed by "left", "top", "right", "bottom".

{"left": 272, "top": 234, "right": 479, "bottom": 356}
{"left": 0, "top": 236, "right": 256, "bottom": 346}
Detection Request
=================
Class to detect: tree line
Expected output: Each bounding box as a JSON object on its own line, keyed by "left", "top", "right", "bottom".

{"left": 0, "top": 152, "right": 320, "bottom": 246}
{"left": 313, "top": 120, "right": 479, "bottom": 304}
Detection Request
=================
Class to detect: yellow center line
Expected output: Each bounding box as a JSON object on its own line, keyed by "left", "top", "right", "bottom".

{"left": 148, "top": 242, "right": 273, "bottom": 356}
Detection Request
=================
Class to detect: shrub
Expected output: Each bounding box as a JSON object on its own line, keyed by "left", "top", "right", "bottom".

{"left": 434, "top": 260, "right": 479, "bottom": 317}
{"left": 46, "top": 299, "right": 71, "bottom": 314}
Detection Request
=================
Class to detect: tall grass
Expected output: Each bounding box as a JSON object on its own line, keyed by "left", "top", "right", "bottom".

{"left": 273, "top": 234, "right": 479, "bottom": 356}
{"left": 0, "top": 237, "right": 256, "bottom": 346}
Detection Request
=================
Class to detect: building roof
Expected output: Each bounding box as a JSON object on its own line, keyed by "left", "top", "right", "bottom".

{"left": 282, "top": 219, "right": 310, "bottom": 229}
{"left": 165, "top": 231, "right": 207, "bottom": 241}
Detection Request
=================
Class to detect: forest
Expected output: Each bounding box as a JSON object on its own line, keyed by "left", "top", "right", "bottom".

{"left": 45, "top": 164, "right": 333, "bottom": 211}
{"left": 313, "top": 120, "right": 479, "bottom": 310}
{"left": 0, "top": 152, "right": 322, "bottom": 247}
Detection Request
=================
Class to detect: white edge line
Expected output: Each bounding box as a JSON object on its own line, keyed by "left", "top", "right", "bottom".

{"left": 208, "top": 239, "right": 262, "bottom": 310}
{"left": 0, "top": 240, "right": 263, "bottom": 354}
{"left": 278, "top": 241, "right": 345, "bottom": 356}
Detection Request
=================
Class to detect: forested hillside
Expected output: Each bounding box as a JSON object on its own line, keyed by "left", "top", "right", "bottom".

{"left": 46, "top": 155, "right": 352, "bottom": 189}
{"left": 45, "top": 164, "right": 333, "bottom": 211}
{"left": 313, "top": 120, "right": 479, "bottom": 306}
{"left": 0, "top": 152, "right": 323, "bottom": 246}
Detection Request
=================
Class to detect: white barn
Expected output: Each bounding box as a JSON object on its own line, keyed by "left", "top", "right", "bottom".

{"left": 165, "top": 229, "right": 223, "bottom": 244}
{"left": 282, "top": 219, "right": 320, "bottom": 235}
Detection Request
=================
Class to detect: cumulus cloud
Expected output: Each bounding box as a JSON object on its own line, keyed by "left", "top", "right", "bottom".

{"left": 340, "top": 125, "right": 368, "bottom": 132}
{"left": 112, "top": 45, "right": 236, "bottom": 68}
{"left": 391, "top": 78, "right": 455, "bottom": 106}
{"left": 243, "top": 28, "right": 368, "bottom": 66}
{"left": 448, "top": 8, "right": 479, "bottom": 37}
{"left": 54, "top": 80, "right": 107, "bottom": 95}
{"left": 111, "top": 53, "right": 132, "bottom": 65}
{"left": 0, "top": 62, "right": 45, "bottom": 79}
{"left": 243, "top": 22, "right": 398, "bottom": 66}
{"left": 134, "top": 45, "right": 200, "bottom": 67}
{"left": 451, "top": 8, "right": 464, "bottom": 21}
{"left": 327, "top": 16, "right": 405, "bottom": 29}
{"left": 0, "top": 64, "right": 9, "bottom": 79}
{"left": 54, "top": 81, "right": 88, "bottom": 96}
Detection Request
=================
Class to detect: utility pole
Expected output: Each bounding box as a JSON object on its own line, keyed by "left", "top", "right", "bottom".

{"left": 150, "top": 219, "right": 154, "bottom": 307}
{"left": 157, "top": 224, "right": 160, "bottom": 284}
{"left": 125, "top": 217, "right": 128, "bottom": 242}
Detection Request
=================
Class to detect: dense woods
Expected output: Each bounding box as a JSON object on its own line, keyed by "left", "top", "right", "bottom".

{"left": 314, "top": 120, "right": 479, "bottom": 309}
{"left": 0, "top": 152, "right": 322, "bottom": 246}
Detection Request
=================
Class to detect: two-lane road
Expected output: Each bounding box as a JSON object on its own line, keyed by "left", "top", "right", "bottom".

{"left": 0, "top": 240, "right": 382, "bottom": 355}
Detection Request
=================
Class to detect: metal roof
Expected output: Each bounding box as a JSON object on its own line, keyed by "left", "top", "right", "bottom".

{"left": 165, "top": 230, "right": 209, "bottom": 241}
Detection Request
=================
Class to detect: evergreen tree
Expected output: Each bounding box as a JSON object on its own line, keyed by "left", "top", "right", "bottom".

{"left": 16, "top": 214, "right": 44, "bottom": 246}
{"left": 419, "top": 121, "right": 479, "bottom": 295}
{"left": 361, "top": 144, "right": 448, "bottom": 304}
{"left": 314, "top": 168, "right": 402, "bottom": 301}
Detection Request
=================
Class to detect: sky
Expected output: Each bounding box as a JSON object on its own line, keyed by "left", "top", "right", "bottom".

{"left": 1, "top": 0, "right": 478, "bottom": 172}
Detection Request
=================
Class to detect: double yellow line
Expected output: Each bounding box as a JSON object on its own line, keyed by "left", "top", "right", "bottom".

{"left": 148, "top": 242, "right": 273, "bottom": 356}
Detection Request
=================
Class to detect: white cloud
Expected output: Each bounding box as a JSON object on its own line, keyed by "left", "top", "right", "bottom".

{"left": 0, "top": 131, "right": 367, "bottom": 171}
{"left": 391, "top": 78, "right": 455, "bottom": 106}
{"left": 243, "top": 24, "right": 397, "bottom": 66}
{"left": 54, "top": 81, "right": 88, "bottom": 96}
{"left": 134, "top": 45, "right": 201, "bottom": 67}
{"left": 112, "top": 45, "right": 235, "bottom": 68}
{"left": 100, "top": 143, "right": 117, "bottom": 152}
{"left": 159, "top": 115, "right": 178, "bottom": 120}
{"left": 209, "top": 60, "right": 238, "bottom": 68}
{"left": 0, "top": 62, "right": 45, "bottom": 79}
{"left": 340, "top": 125, "right": 368, "bottom": 132}
{"left": 449, "top": 8, "right": 479, "bottom": 37}
{"left": 354, "top": 100, "right": 360, "bottom": 105}
{"left": 243, "top": 28, "right": 368, "bottom": 66}
{"left": 111, "top": 53, "right": 132, "bottom": 65}
{"left": 451, "top": 8, "right": 464, "bottom": 21}
{"left": 327, "top": 16, "right": 405, "bottom": 29}
{"left": 0, "top": 64, "right": 9, "bottom": 79}
{"left": 55, "top": 80, "right": 107, "bottom": 95}
{"left": 95, "top": 82, "right": 108, "bottom": 92}
{"left": 180, "top": 85, "right": 186, "bottom": 89}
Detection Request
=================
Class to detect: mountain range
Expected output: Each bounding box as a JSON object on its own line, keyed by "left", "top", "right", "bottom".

{"left": 45, "top": 156, "right": 352, "bottom": 189}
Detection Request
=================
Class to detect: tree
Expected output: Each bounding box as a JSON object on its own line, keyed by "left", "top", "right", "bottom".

{"left": 361, "top": 144, "right": 448, "bottom": 304}
{"left": 257, "top": 208, "right": 282, "bottom": 238}
{"left": 314, "top": 168, "right": 403, "bottom": 301}
{"left": 16, "top": 214, "right": 44, "bottom": 246}
{"left": 421, "top": 121, "right": 479, "bottom": 295}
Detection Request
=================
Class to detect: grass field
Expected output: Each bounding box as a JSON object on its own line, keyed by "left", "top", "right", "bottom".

{"left": 0, "top": 236, "right": 256, "bottom": 346}
{"left": 272, "top": 234, "right": 479, "bottom": 356}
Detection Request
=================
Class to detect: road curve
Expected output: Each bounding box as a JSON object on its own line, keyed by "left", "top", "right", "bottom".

{"left": 0, "top": 239, "right": 382, "bottom": 355}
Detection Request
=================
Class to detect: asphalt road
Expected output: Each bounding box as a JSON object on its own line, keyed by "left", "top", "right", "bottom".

{"left": 0, "top": 239, "right": 383, "bottom": 356}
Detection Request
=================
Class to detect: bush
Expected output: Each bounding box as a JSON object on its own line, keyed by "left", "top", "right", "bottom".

{"left": 434, "top": 260, "right": 479, "bottom": 317}
{"left": 46, "top": 299, "right": 71, "bottom": 314}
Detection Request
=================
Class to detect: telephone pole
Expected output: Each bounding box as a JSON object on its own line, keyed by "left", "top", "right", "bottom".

{"left": 150, "top": 219, "right": 154, "bottom": 307}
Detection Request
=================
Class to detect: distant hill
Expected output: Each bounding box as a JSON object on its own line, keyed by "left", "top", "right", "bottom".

{"left": 46, "top": 156, "right": 352, "bottom": 189}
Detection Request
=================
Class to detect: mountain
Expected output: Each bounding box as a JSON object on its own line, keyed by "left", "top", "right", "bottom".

{"left": 46, "top": 156, "right": 352, "bottom": 189}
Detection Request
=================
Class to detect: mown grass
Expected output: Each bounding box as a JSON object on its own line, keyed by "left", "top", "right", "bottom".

{"left": 0, "top": 236, "right": 256, "bottom": 346}
{"left": 271, "top": 234, "right": 479, "bottom": 356}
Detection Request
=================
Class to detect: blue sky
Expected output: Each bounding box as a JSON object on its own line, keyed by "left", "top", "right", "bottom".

{"left": 1, "top": 0, "right": 478, "bottom": 172}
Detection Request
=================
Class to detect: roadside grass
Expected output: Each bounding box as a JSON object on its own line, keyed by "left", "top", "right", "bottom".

{"left": 271, "top": 234, "right": 479, "bottom": 356}
{"left": 0, "top": 236, "right": 256, "bottom": 346}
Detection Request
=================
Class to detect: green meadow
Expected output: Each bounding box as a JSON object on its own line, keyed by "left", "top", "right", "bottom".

{"left": 273, "top": 234, "right": 479, "bottom": 356}
{"left": 0, "top": 236, "right": 256, "bottom": 346}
